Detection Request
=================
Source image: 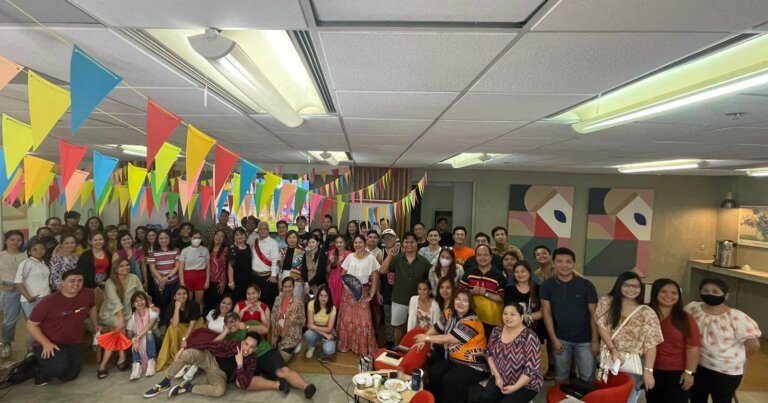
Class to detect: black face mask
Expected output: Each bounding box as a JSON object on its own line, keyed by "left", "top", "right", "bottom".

{"left": 700, "top": 294, "right": 726, "bottom": 306}
{"left": 327, "top": 234, "right": 338, "bottom": 243}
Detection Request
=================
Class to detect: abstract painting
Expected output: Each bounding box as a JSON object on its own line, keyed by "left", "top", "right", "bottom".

{"left": 585, "top": 188, "right": 654, "bottom": 276}
{"left": 738, "top": 206, "right": 768, "bottom": 249}
{"left": 507, "top": 185, "right": 574, "bottom": 263}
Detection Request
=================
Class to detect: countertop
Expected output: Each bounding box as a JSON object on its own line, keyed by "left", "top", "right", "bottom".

{"left": 689, "top": 259, "right": 768, "bottom": 285}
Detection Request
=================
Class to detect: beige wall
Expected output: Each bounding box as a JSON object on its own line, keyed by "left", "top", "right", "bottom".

{"left": 723, "top": 177, "right": 768, "bottom": 273}
{"left": 417, "top": 168, "right": 726, "bottom": 293}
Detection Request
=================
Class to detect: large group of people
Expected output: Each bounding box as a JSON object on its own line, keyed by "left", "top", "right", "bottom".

{"left": 0, "top": 208, "right": 762, "bottom": 403}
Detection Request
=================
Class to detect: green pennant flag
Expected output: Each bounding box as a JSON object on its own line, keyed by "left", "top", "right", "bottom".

{"left": 150, "top": 171, "right": 167, "bottom": 210}
{"left": 293, "top": 187, "right": 307, "bottom": 218}
{"left": 166, "top": 192, "right": 180, "bottom": 215}
{"left": 96, "top": 181, "right": 113, "bottom": 215}
{"left": 253, "top": 182, "right": 264, "bottom": 215}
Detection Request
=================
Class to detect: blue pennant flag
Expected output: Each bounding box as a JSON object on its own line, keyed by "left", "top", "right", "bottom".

{"left": 93, "top": 151, "right": 118, "bottom": 201}
{"left": 70, "top": 45, "right": 123, "bottom": 134}
{"left": 217, "top": 189, "right": 229, "bottom": 219}
{"left": 238, "top": 160, "right": 258, "bottom": 209}
{"left": 273, "top": 187, "right": 282, "bottom": 216}
{"left": 131, "top": 186, "right": 145, "bottom": 217}
{"left": 57, "top": 176, "right": 66, "bottom": 206}
{"left": 0, "top": 148, "right": 18, "bottom": 195}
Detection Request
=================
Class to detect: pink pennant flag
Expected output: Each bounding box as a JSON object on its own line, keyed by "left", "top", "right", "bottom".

{"left": 243, "top": 193, "right": 254, "bottom": 217}
{"left": 64, "top": 170, "right": 89, "bottom": 211}
{"left": 309, "top": 192, "right": 323, "bottom": 224}
{"left": 178, "top": 178, "right": 190, "bottom": 215}
{"left": 5, "top": 169, "right": 23, "bottom": 204}
{"left": 277, "top": 183, "right": 296, "bottom": 217}
{"left": 139, "top": 190, "right": 148, "bottom": 216}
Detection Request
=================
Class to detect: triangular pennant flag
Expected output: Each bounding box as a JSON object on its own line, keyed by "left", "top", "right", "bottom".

{"left": 135, "top": 186, "right": 147, "bottom": 217}
{"left": 213, "top": 145, "right": 239, "bottom": 201}
{"left": 272, "top": 187, "right": 281, "bottom": 217}
{"left": 93, "top": 150, "right": 118, "bottom": 202}
{"left": 0, "top": 148, "right": 16, "bottom": 195}
{"left": 127, "top": 163, "right": 147, "bottom": 206}
{"left": 154, "top": 142, "right": 181, "bottom": 186}
{"left": 116, "top": 185, "right": 130, "bottom": 217}
{"left": 166, "top": 192, "right": 180, "bottom": 215}
{"left": 200, "top": 185, "right": 213, "bottom": 220}
{"left": 4, "top": 169, "right": 23, "bottom": 204}
{"left": 260, "top": 173, "right": 281, "bottom": 214}
{"left": 79, "top": 180, "right": 94, "bottom": 207}
{"left": 217, "top": 189, "right": 229, "bottom": 220}
{"left": 278, "top": 183, "right": 296, "bottom": 217}
{"left": 23, "top": 155, "right": 55, "bottom": 200}
{"left": 58, "top": 139, "right": 87, "bottom": 188}
{"left": 319, "top": 198, "right": 334, "bottom": 221}
{"left": 293, "top": 187, "right": 307, "bottom": 219}
{"left": 244, "top": 193, "right": 254, "bottom": 217}
{"left": 239, "top": 160, "right": 258, "bottom": 209}
{"left": 146, "top": 99, "right": 182, "bottom": 167}
{"left": 320, "top": 170, "right": 327, "bottom": 183}
{"left": 231, "top": 173, "right": 241, "bottom": 215}
{"left": 177, "top": 178, "right": 191, "bottom": 215}
{"left": 145, "top": 186, "right": 155, "bottom": 215}
{"left": 253, "top": 182, "right": 263, "bottom": 215}
{"left": 96, "top": 182, "right": 113, "bottom": 215}
{"left": 185, "top": 125, "right": 216, "bottom": 199}
{"left": 110, "top": 181, "right": 121, "bottom": 203}
{"left": 48, "top": 176, "right": 61, "bottom": 206}
{"left": 70, "top": 45, "right": 123, "bottom": 134}
{"left": 0, "top": 55, "right": 22, "bottom": 91}
{"left": 309, "top": 192, "right": 323, "bottom": 224}
{"left": 2, "top": 114, "right": 33, "bottom": 178}
{"left": 28, "top": 71, "right": 70, "bottom": 149}
{"left": 150, "top": 171, "right": 167, "bottom": 208}
{"left": 31, "top": 171, "right": 55, "bottom": 205}
{"left": 337, "top": 199, "right": 345, "bottom": 223}
{"left": 65, "top": 169, "right": 89, "bottom": 211}
{"left": 187, "top": 194, "right": 199, "bottom": 219}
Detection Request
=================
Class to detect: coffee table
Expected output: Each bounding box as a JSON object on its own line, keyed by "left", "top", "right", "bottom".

{"left": 352, "top": 370, "right": 423, "bottom": 402}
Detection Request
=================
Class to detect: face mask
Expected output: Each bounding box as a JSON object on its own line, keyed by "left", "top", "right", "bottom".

{"left": 439, "top": 258, "right": 452, "bottom": 267}
{"left": 700, "top": 294, "right": 726, "bottom": 306}
{"left": 191, "top": 239, "right": 202, "bottom": 247}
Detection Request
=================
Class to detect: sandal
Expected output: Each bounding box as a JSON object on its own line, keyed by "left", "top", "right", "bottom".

{"left": 116, "top": 360, "right": 130, "bottom": 371}
{"left": 97, "top": 369, "right": 109, "bottom": 379}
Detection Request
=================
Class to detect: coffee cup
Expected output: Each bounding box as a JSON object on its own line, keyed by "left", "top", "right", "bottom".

{"left": 372, "top": 374, "right": 382, "bottom": 389}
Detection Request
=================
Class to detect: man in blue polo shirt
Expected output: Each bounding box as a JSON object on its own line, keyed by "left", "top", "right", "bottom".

{"left": 540, "top": 247, "right": 599, "bottom": 384}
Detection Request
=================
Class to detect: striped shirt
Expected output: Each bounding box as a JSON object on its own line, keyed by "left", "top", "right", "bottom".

{"left": 147, "top": 248, "right": 179, "bottom": 282}
{"left": 487, "top": 326, "right": 543, "bottom": 391}
{"left": 460, "top": 267, "right": 506, "bottom": 326}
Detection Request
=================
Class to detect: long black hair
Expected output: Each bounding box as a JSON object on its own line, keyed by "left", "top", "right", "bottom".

{"left": 2, "top": 230, "right": 24, "bottom": 251}
{"left": 649, "top": 278, "right": 690, "bottom": 338}
{"left": 606, "top": 271, "right": 643, "bottom": 329}
{"left": 210, "top": 295, "right": 234, "bottom": 321}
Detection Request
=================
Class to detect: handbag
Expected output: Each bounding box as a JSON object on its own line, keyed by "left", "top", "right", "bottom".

{"left": 598, "top": 305, "right": 644, "bottom": 380}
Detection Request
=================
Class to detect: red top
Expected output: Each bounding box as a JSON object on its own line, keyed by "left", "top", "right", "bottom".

{"left": 94, "top": 254, "right": 110, "bottom": 276}
{"left": 29, "top": 289, "right": 95, "bottom": 345}
{"left": 655, "top": 313, "right": 702, "bottom": 371}
{"left": 236, "top": 300, "right": 268, "bottom": 322}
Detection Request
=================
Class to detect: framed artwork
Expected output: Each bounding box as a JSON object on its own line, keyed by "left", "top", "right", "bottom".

{"left": 585, "top": 188, "right": 654, "bottom": 276}
{"left": 738, "top": 206, "right": 768, "bottom": 248}
{"left": 507, "top": 185, "right": 574, "bottom": 263}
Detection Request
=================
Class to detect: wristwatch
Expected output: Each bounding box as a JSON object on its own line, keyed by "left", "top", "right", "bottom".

{"left": 643, "top": 367, "right": 654, "bottom": 373}
{"left": 483, "top": 291, "right": 489, "bottom": 298}
{"left": 684, "top": 370, "right": 695, "bottom": 376}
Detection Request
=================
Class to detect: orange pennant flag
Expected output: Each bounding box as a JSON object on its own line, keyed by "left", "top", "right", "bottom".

{"left": 23, "top": 155, "right": 54, "bottom": 200}
{"left": 65, "top": 169, "right": 89, "bottom": 211}
{"left": 0, "top": 55, "right": 22, "bottom": 91}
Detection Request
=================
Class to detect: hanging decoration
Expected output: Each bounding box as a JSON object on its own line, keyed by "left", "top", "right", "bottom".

{"left": 58, "top": 138, "right": 87, "bottom": 188}
{"left": 0, "top": 55, "right": 22, "bottom": 91}
{"left": 28, "top": 71, "right": 70, "bottom": 150}
{"left": 145, "top": 99, "right": 182, "bottom": 167}
{"left": 69, "top": 45, "right": 123, "bottom": 134}
{"left": 2, "top": 114, "right": 32, "bottom": 177}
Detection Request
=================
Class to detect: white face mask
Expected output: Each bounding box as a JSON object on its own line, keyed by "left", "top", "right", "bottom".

{"left": 439, "top": 258, "right": 452, "bottom": 267}
{"left": 191, "top": 239, "right": 202, "bottom": 247}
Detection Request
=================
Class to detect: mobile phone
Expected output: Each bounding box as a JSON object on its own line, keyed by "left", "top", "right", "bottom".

{"left": 385, "top": 352, "right": 400, "bottom": 360}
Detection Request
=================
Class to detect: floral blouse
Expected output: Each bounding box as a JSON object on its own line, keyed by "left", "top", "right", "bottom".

{"left": 49, "top": 253, "right": 78, "bottom": 289}
{"left": 270, "top": 294, "right": 306, "bottom": 350}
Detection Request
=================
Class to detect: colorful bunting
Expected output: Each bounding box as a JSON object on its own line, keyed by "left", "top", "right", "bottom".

{"left": 127, "top": 163, "right": 147, "bottom": 206}
{"left": 23, "top": 155, "right": 55, "bottom": 201}
{"left": 2, "top": 114, "right": 33, "bottom": 178}
{"left": 213, "top": 145, "right": 239, "bottom": 201}
{"left": 200, "top": 185, "right": 213, "bottom": 220}
{"left": 146, "top": 99, "right": 182, "bottom": 167}
{"left": 185, "top": 125, "right": 216, "bottom": 199}
{"left": 96, "top": 182, "right": 113, "bottom": 215}
{"left": 319, "top": 198, "right": 333, "bottom": 221}
{"left": 93, "top": 151, "right": 118, "bottom": 202}
{"left": 177, "top": 178, "right": 191, "bottom": 215}
{"left": 239, "top": 160, "right": 258, "bottom": 210}
{"left": 145, "top": 186, "right": 155, "bottom": 216}
{"left": 166, "top": 192, "right": 180, "bottom": 215}
{"left": 58, "top": 139, "right": 87, "bottom": 188}
{"left": 0, "top": 148, "right": 15, "bottom": 195}
{"left": 28, "top": 71, "right": 70, "bottom": 149}
{"left": 336, "top": 198, "right": 345, "bottom": 223}
{"left": 217, "top": 189, "right": 229, "bottom": 220}
{"left": 48, "top": 177, "right": 61, "bottom": 206}
{"left": 277, "top": 183, "right": 296, "bottom": 219}
{"left": 309, "top": 193, "right": 323, "bottom": 224}
{"left": 79, "top": 180, "right": 93, "bottom": 207}
{"left": 31, "top": 172, "right": 56, "bottom": 205}
{"left": 293, "top": 187, "right": 307, "bottom": 220}
{"left": 253, "top": 182, "right": 263, "bottom": 215}
{"left": 231, "top": 173, "right": 240, "bottom": 215}
{"left": 4, "top": 169, "right": 23, "bottom": 204}
{"left": 0, "top": 55, "right": 22, "bottom": 91}
{"left": 69, "top": 45, "right": 123, "bottom": 134}
{"left": 260, "top": 173, "right": 281, "bottom": 214}
{"left": 65, "top": 169, "right": 89, "bottom": 211}
{"left": 154, "top": 142, "right": 181, "bottom": 186}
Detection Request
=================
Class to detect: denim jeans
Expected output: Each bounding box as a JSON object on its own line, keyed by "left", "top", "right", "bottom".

{"left": 304, "top": 328, "right": 337, "bottom": 356}
{"left": 553, "top": 340, "right": 595, "bottom": 383}
{"left": 132, "top": 331, "right": 157, "bottom": 363}
{"left": 20, "top": 299, "right": 42, "bottom": 349}
{"left": 0, "top": 288, "right": 21, "bottom": 344}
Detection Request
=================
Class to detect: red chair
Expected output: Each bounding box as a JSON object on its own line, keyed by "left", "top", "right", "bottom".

{"left": 373, "top": 327, "right": 430, "bottom": 374}
{"left": 546, "top": 372, "right": 633, "bottom": 403}
{"left": 411, "top": 390, "right": 435, "bottom": 403}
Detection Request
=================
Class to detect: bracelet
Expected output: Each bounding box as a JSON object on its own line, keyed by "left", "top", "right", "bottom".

{"left": 643, "top": 367, "right": 654, "bottom": 373}
{"left": 684, "top": 370, "right": 695, "bottom": 376}
{"left": 426, "top": 335, "right": 430, "bottom": 342}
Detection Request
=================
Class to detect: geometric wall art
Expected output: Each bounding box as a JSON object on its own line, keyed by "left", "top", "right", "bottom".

{"left": 508, "top": 184, "right": 574, "bottom": 263}
{"left": 584, "top": 188, "right": 654, "bottom": 277}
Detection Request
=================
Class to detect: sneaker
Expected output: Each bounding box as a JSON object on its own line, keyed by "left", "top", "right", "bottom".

{"left": 130, "top": 363, "right": 142, "bottom": 380}
{"left": 34, "top": 376, "right": 51, "bottom": 386}
{"left": 174, "top": 364, "right": 190, "bottom": 379}
{"left": 0, "top": 343, "right": 10, "bottom": 358}
{"left": 168, "top": 382, "right": 193, "bottom": 397}
{"left": 278, "top": 378, "right": 289, "bottom": 396}
{"left": 305, "top": 347, "right": 315, "bottom": 359}
{"left": 145, "top": 359, "right": 156, "bottom": 377}
{"left": 304, "top": 384, "right": 317, "bottom": 399}
{"left": 182, "top": 365, "right": 198, "bottom": 382}
{"left": 143, "top": 377, "right": 172, "bottom": 398}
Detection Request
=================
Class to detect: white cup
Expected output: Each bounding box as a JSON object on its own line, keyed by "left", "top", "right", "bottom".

{"left": 372, "top": 374, "right": 382, "bottom": 389}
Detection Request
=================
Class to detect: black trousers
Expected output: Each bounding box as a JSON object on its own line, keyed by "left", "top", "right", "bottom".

{"left": 645, "top": 369, "right": 691, "bottom": 403}
{"left": 480, "top": 376, "right": 539, "bottom": 403}
{"left": 33, "top": 344, "right": 82, "bottom": 381}
{"left": 427, "top": 356, "right": 487, "bottom": 403}
{"left": 252, "top": 272, "right": 278, "bottom": 309}
{"left": 203, "top": 282, "right": 229, "bottom": 313}
{"left": 690, "top": 365, "right": 743, "bottom": 403}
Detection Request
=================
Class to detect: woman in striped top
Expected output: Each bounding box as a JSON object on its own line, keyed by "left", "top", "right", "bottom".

{"left": 147, "top": 230, "right": 180, "bottom": 322}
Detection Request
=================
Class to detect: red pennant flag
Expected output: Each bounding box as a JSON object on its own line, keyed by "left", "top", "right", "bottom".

{"left": 59, "top": 138, "right": 88, "bottom": 188}
{"left": 145, "top": 186, "right": 155, "bottom": 216}
{"left": 146, "top": 99, "right": 182, "bottom": 168}
{"left": 48, "top": 178, "right": 61, "bottom": 205}
{"left": 319, "top": 198, "right": 334, "bottom": 221}
{"left": 309, "top": 193, "right": 323, "bottom": 224}
{"left": 200, "top": 185, "right": 213, "bottom": 220}
{"left": 213, "top": 145, "right": 239, "bottom": 201}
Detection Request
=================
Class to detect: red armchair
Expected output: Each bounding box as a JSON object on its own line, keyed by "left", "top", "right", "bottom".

{"left": 546, "top": 372, "right": 633, "bottom": 403}
{"left": 411, "top": 390, "right": 435, "bottom": 403}
{"left": 374, "top": 327, "right": 430, "bottom": 374}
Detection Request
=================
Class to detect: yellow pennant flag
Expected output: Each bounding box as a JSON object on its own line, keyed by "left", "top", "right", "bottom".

{"left": 127, "top": 163, "right": 147, "bottom": 206}
{"left": 155, "top": 142, "right": 181, "bottom": 185}
{"left": 231, "top": 173, "right": 241, "bottom": 215}
{"left": 336, "top": 199, "right": 345, "bottom": 223}
{"left": 28, "top": 71, "right": 70, "bottom": 150}
{"left": 31, "top": 171, "right": 55, "bottom": 205}
{"left": 187, "top": 194, "right": 198, "bottom": 219}
{"left": 185, "top": 125, "right": 216, "bottom": 198}
{"left": 117, "top": 185, "right": 130, "bottom": 216}
{"left": 2, "top": 114, "right": 33, "bottom": 177}
{"left": 65, "top": 169, "right": 89, "bottom": 211}
{"left": 79, "top": 180, "right": 94, "bottom": 207}
{"left": 260, "top": 173, "right": 281, "bottom": 213}
{"left": 23, "top": 155, "right": 54, "bottom": 200}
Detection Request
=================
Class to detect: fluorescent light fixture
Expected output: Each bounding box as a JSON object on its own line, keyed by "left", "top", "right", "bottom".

{"left": 554, "top": 35, "right": 768, "bottom": 133}
{"left": 308, "top": 151, "right": 349, "bottom": 166}
{"left": 746, "top": 168, "right": 768, "bottom": 177}
{"left": 616, "top": 159, "right": 702, "bottom": 174}
{"left": 188, "top": 29, "right": 302, "bottom": 127}
{"left": 107, "top": 144, "right": 147, "bottom": 157}
{"left": 443, "top": 153, "right": 504, "bottom": 169}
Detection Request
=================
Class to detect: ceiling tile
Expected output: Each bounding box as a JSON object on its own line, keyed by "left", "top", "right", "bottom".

{"left": 424, "top": 120, "right": 528, "bottom": 139}
{"left": 320, "top": 31, "right": 514, "bottom": 91}
{"left": 276, "top": 133, "right": 349, "bottom": 150}
{"left": 668, "top": 126, "right": 768, "bottom": 146}
{"left": 344, "top": 118, "right": 432, "bottom": 136}
{"left": 470, "top": 137, "right": 571, "bottom": 152}
{"left": 108, "top": 88, "right": 241, "bottom": 116}
{"left": 251, "top": 115, "right": 342, "bottom": 134}
{"left": 643, "top": 94, "right": 768, "bottom": 127}
{"left": 472, "top": 32, "right": 726, "bottom": 94}
{"left": 181, "top": 115, "right": 272, "bottom": 134}
{"left": 533, "top": 0, "right": 768, "bottom": 32}
{"left": 349, "top": 134, "right": 413, "bottom": 147}
{"left": 336, "top": 91, "right": 458, "bottom": 119}
{"left": 443, "top": 93, "right": 588, "bottom": 121}
{"left": 72, "top": 0, "right": 307, "bottom": 29}
{"left": 0, "top": 1, "right": 97, "bottom": 24}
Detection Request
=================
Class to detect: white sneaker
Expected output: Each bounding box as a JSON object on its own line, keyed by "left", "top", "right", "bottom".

{"left": 130, "top": 362, "right": 142, "bottom": 380}
{"left": 174, "top": 364, "right": 190, "bottom": 379}
{"left": 0, "top": 343, "right": 11, "bottom": 358}
{"left": 182, "top": 365, "right": 198, "bottom": 382}
{"left": 305, "top": 347, "right": 315, "bottom": 359}
{"left": 146, "top": 359, "right": 156, "bottom": 377}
